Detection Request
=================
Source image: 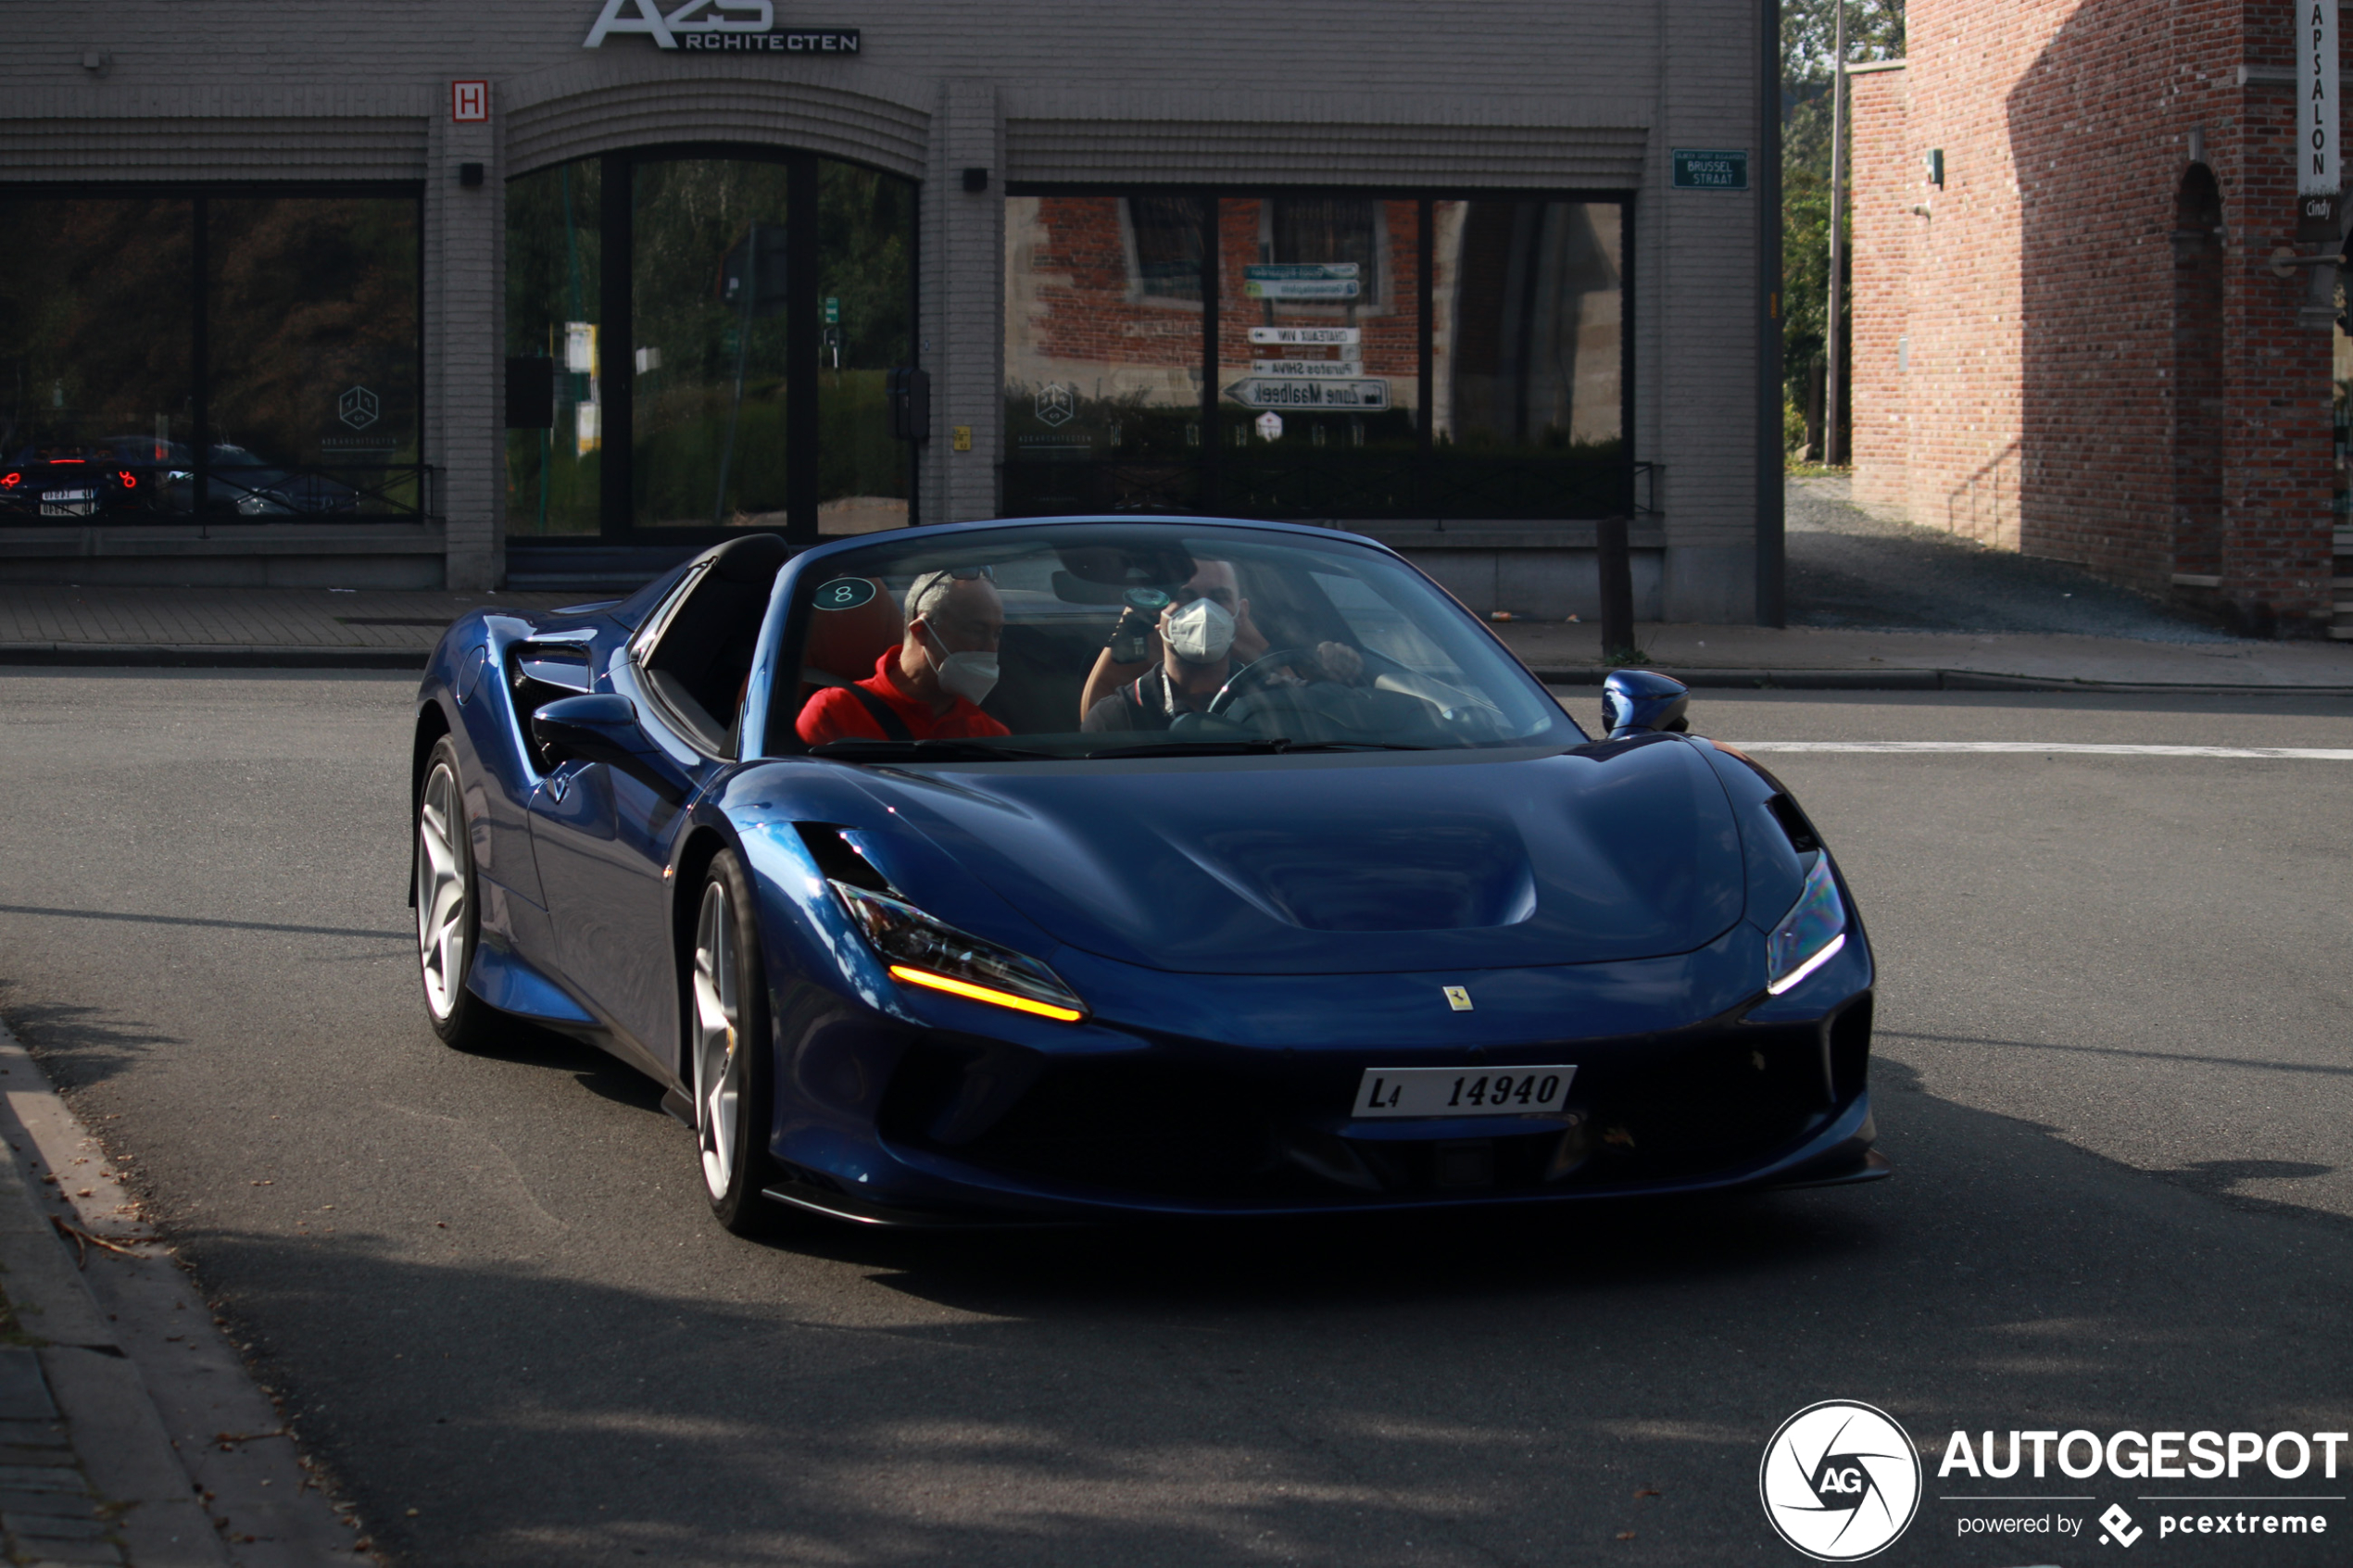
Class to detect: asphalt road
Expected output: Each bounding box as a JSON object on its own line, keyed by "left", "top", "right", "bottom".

{"left": 0, "top": 669, "right": 2348, "bottom": 1567}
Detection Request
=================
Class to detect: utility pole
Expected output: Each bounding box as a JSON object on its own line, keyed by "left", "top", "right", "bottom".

{"left": 1824, "top": 0, "right": 1847, "bottom": 464}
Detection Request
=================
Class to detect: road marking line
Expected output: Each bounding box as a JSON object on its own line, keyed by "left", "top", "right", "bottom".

{"left": 1727, "top": 741, "right": 2353, "bottom": 759}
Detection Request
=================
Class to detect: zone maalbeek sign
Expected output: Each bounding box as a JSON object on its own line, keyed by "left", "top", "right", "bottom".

{"left": 584, "top": 0, "right": 858, "bottom": 53}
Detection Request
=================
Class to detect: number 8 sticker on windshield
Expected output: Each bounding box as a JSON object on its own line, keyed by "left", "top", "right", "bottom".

{"left": 812, "top": 578, "right": 876, "bottom": 610}
{"left": 1353, "top": 1065, "right": 1577, "bottom": 1119}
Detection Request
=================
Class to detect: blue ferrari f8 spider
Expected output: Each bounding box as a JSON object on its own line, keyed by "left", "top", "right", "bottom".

{"left": 411, "top": 517, "right": 1884, "bottom": 1233}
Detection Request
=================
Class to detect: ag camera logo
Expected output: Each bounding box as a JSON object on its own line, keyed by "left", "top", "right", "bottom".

{"left": 1760, "top": 1400, "right": 1923, "bottom": 1561}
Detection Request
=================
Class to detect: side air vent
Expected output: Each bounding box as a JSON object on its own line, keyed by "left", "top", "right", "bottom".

{"left": 1766, "top": 793, "right": 1823, "bottom": 855}
{"left": 507, "top": 640, "right": 593, "bottom": 771}
{"left": 795, "top": 822, "right": 890, "bottom": 891}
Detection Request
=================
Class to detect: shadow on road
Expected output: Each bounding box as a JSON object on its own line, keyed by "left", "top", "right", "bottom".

{"left": 148, "top": 1052, "right": 2353, "bottom": 1567}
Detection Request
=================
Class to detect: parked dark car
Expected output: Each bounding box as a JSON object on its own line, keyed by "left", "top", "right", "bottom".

{"left": 0, "top": 436, "right": 182, "bottom": 519}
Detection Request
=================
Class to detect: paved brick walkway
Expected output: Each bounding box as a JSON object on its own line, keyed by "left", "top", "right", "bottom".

{"left": 0, "top": 1347, "right": 121, "bottom": 1566}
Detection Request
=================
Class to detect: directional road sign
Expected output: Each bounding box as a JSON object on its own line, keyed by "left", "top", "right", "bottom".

{"left": 1248, "top": 325, "right": 1361, "bottom": 345}
{"left": 1223, "top": 376, "right": 1389, "bottom": 410}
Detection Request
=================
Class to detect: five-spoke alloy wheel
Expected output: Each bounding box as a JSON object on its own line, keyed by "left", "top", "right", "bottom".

{"left": 691, "top": 851, "right": 775, "bottom": 1233}
{"left": 415, "top": 735, "right": 497, "bottom": 1047}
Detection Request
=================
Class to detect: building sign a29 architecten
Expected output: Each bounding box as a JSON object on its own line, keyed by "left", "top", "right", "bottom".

{"left": 582, "top": 0, "right": 859, "bottom": 53}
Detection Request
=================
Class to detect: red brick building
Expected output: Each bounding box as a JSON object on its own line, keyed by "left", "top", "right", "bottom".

{"left": 1849, "top": 0, "right": 2353, "bottom": 637}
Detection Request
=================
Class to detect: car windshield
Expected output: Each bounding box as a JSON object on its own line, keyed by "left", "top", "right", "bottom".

{"left": 774, "top": 521, "right": 1582, "bottom": 760}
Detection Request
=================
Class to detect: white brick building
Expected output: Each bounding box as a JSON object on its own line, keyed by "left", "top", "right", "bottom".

{"left": 0, "top": 0, "right": 1781, "bottom": 621}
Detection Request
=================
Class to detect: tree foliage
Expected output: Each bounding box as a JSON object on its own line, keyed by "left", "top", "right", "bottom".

{"left": 1782, "top": 0, "right": 1905, "bottom": 432}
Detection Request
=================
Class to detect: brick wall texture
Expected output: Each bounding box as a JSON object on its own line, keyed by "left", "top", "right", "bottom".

{"left": 1850, "top": 0, "right": 2337, "bottom": 628}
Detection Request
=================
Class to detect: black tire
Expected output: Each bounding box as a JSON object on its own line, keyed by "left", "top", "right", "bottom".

{"left": 414, "top": 734, "right": 500, "bottom": 1049}
{"left": 687, "top": 850, "right": 782, "bottom": 1235}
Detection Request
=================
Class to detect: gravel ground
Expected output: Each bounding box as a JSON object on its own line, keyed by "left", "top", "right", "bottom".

{"left": 1785, "top": 474, "right": 2239, "bottom": 643}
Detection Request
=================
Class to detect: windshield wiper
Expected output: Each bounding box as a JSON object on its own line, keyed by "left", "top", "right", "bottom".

{"left": 809, "top": 738, "right": 1057, "bottom": 763}
{"left": 1084, "top": 739, "right": 1429, "bottom": 759}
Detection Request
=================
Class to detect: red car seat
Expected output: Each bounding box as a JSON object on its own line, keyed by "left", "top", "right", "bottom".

{"left": 795, "top": 578, "right": 900, "bottom": 721}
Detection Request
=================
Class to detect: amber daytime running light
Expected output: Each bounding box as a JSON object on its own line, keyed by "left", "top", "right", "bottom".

{"left": 830, "top": 882, "right": 1088, "bottom": 1022}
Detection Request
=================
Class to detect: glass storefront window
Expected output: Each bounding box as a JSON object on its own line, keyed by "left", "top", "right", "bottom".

{"left": 506, "top": 160, "right": 602, "bottom": 535}
{"left": 816, "top": 159, "right": 913, "bottom": 533}
{"left": 505, "top": 147, "right": 918, "bottom": 542}
{"left": 1221, "top": 194, "right": 1421, "bottom": 517}
{"left": 0, "top": 192, "right": 421, "bottom": 524}
{"left": 1001, "top": 188, "right": 1631, "bottom": 522}
{"left": 631, "top": 157, "right": 796, "bottom": 529}
{"left": 1433, "top": 199, "right": 1622, "bottom": 454}
{"left": 0, "top": 198, "right": 194, "bottom": 520}
{"left": 208, "top": 195, "right": 422, "bottom": 518}
{"left": 1427, "top": 198, "right": 1625, "bottom": 516}
{"left": 1004, "top": 194, "right": 1206, "bottom": 513}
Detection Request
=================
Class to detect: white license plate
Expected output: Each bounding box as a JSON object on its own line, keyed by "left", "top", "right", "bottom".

{"left": 41, "top": 490, "right": 95, "bottom": 517}
{"left": 1353, "top": 1065, "right": 1577, "bottom": 1120}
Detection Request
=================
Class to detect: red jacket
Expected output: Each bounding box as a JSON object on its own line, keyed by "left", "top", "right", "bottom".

{"left": 796, "top": 648, "right": 1012, "bottom": 745}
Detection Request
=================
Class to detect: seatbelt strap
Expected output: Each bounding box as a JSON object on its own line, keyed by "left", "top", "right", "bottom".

{"left": 844, "top": 684, "right": 915, "bottom": 743}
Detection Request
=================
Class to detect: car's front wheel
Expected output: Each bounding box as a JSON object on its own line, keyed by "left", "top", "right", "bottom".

{"left": 690, "top": 850, "right": 779, "bottom": 1235}
{"left": 415, "top": 734, "right": 498, "bottom": 1048}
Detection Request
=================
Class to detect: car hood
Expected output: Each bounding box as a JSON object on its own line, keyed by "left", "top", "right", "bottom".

{"left": 838, "top": 737, "right": 1746, "bottom": 976}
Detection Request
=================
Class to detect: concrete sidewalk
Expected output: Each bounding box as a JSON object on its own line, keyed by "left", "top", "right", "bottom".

{"left": 0, "top": 1022, "right": 358, "bottom": 1566}
{"left": 1, "top": 582, "right": 2351, "bottom": 691}
{"left": 0, "top": 586, "right": 580, "bottom": 669}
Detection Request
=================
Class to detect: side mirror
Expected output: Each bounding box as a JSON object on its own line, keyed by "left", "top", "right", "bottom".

{"left": 1600, "top": 670, "right": 1691, "bottom": 740}
{"left": 530, "top": 694, "right": 691, "bottom": 804}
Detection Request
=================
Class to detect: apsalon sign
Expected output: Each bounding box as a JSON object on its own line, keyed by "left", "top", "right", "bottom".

{"left": 583, "top": 0, "right": 859, "bottom": 52}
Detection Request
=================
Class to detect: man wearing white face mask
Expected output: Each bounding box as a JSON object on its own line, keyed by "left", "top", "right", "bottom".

{"left": 1079, "top": 559, "right": 1265, "bottom": 734}
{"left": 797, "top": 568, "right": 1012, "bottom": 746}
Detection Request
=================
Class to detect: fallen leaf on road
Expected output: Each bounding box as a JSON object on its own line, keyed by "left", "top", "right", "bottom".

{"left": 1617, "top": 1531, "right": 1636, "bottom": 1540}
{"left": 1635, "top": 1487, "right": 1662, "bottom": 1499}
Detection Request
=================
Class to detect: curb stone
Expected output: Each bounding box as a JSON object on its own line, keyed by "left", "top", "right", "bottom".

{"left": 0, "top": 1023, "right": 359, "bottom": 1565}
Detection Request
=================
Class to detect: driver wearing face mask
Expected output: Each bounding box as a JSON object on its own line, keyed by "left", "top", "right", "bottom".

{"left": 1079, "top": 559, "right": 1262, "bottom": 734}
{"left": 797, "top": 568, "right": 1012, "bottom": 746}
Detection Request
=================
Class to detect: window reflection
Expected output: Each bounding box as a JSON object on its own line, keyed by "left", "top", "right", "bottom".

{"left": 506, "top": 160, "right": 602, "bottom": 535}
{"left": 0, "top": 198, "right": 194, "bottom": 494}
{"left": 816, "top": 159, "right": 913, "bottom": 534}
{"left": 1004, "top": 194, "right": 1206, "bottom": 512}
{"left": 1002, "top": 189, "right": 1629, "bottom": 521}
{"left": 0, "top": 194, "right": 422, "bottom": 522}
{"left": 633, "top": 157, "right": 794, "bottom": 529}
{"left": 208, "top": 196, "right": 422, "bottom": 516}
{"left": 1435, "top": 200, "right": 1622, "bottom": 455}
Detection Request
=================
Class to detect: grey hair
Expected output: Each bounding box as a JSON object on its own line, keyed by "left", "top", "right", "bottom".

{"left": 903, "top": 570, "right": 963, "bottom": 627}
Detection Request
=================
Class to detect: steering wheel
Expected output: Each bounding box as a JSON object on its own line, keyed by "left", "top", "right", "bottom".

{"left": 1206, "top": 647, "right": 1320, "bottom": 718}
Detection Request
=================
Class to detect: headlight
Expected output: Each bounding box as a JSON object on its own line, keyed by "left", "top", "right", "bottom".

{"left": 831, "top": 881, "right": 1087, "bottom": 1022}
{"left": 1765, "top": 856, "right": 1847, "bottom": 996}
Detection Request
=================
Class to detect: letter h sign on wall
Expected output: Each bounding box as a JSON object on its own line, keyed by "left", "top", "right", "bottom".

{"left": 451, "top": 81, "right": 489, "bottom": 122}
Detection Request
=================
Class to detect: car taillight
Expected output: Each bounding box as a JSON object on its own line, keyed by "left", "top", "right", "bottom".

{"left": 0, "top": 473, "right": 18, "bottom": 489}
{"left": 119, "top": 471, "right": 137, "bottom": 488}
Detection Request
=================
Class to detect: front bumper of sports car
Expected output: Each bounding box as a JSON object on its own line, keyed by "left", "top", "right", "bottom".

{"left": 760, "top": 910, "right": 1885, "bottom": 1225}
